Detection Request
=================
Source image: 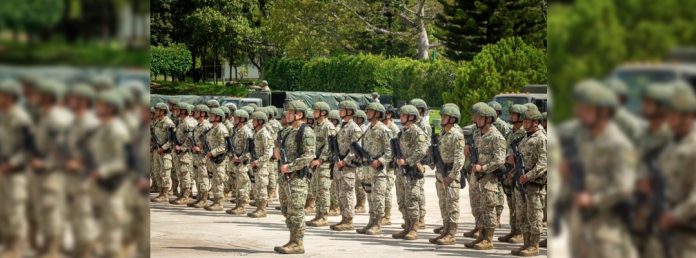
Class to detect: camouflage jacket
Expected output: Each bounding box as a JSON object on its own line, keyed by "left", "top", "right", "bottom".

{"left": 175, "top": 116, "right": 198, "bottom": 151}
{"left": 507, "top": 126, "right": 527, "bottom": 156}
{"left": 232, "top": 124, "right": 253, "bottom": 159}
{"left": 283, "top": 123, "right": 316, "bottom": 173}
{"left": 399, "top": 124, "right": 427, "bottom": 167}
{"left": 337, "top": 119, "right": 363, "bottom": 166}
{"left": 0, "top": 104, "right": 32, "bottom": 169}
{"left": 252, "top": 126, "right": 274, "bottom": 164}
{"left": 90, "top": 117, "right": 130, "bottom": 178}
{"left": 363, "top": 121, "right": 392, "bottom": 169}
{"left": 438, "top": 125, "right": 466, "bottom": 185}
{"left": 315, "top": 119, "right": 337, "bottom": 163}
{"left": 385, "top": 120, "right": 400, "bottom": 139}
{"left": 659, "top": 130, "right": 696, "bottom": 228}
{"left": 636, "top": 124, "right": 672, "bottom": 179}
{"left": 206, "top": 122, "right": 229, "bottom": 158}
{"left": 520, "top": 129, "right": 548, "bottom": 184}
{"left": 34, "top": 106, "right": 74, "bottom": 170}
{"left": 474, "top": 126, "right": 506, "bottom": 192}
{"left": 153, "top": 115, "right": 176, "bottom": 151}
{"left": 494, "top": 117, "right": 512, "bottom": 138}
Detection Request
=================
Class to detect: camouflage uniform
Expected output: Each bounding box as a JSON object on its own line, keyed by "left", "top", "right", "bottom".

{"left": 203, "top": 109, "right": 229, "bottom": 211}
{"left": 151, "top": 106, "right": 176, "bottom": 202}
{"left": 171, "top": 105, "right": 198, "bottom": 205}
{"left": 383, "top": 119, "right": 400, "bottom": 225}
{"left": 306, "top": 106, "right": 336, "bottom": 226}
{"left": 331, "top": 101, "right": 364, "bottom": 231}
{"left": 463, "top": 124, "right": 483, "bottom": 238}
{"left": 277, "top": 126, "right": 291, "bottom": 217}
{"left": 190, "top": 107, "right": 212, "bottom": 208}
{"left": 354, "top": 113, "right": 369, "bottom": 214}
{"left": 266, "top": 109, "right": 283, "bottom": 199}
{"left": 489, "top": 101, "right": 511, "bottom": 227}
{"left": 228, "top": 111, "right": 253, "bottom": 214}
{"left": 248, "top": 112, "right": 274, "bottom": 218}
{"left": 411, "top": 99, "right": 430, "bottom": 228}
{"left": 223, "top": 114, "right": 236, "bottom": 199}
{"left": 501, "top": 104, "right": 528, "bottom": 243}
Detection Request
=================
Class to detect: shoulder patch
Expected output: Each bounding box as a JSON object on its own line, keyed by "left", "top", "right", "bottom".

{"left": 305, "top": 136, "right": 315, "bottom": 145}
{"left": 418, "top": 134, "right": 426, "bottom": 143}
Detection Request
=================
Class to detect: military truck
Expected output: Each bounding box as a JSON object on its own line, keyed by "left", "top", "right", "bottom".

{"left": 608, "top": 63, "right": 696, "bottom": 113}
{"left": 493, "top": 85, "right": 548, "bottom": 122}
{"left": 150, "top": 94, "right": 263, "bottom": 108}
{"left": 247, "top": 90, "right": 375, "bottom": 113}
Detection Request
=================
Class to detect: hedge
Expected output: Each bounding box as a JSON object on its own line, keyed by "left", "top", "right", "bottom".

{"left": 151, "top": 44, "right": 192, "bottom": 80}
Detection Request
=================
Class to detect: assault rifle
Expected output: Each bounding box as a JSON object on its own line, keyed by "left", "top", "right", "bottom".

{"left": 643, "top": 147, "right": 673, "bottom": 258}
{"left": 247, "top": 138, "right": 257, "bottom": 183}
{"left": 428, "top": 130, "right": 449, "bottom": 176}
{"left": 200, "top": 130, "right": 225, "bottom": 164}
{"left": 390, "top": 132, "right": 422, "bottom": 179}
{"left": 328, "top": 135, "right": 340, "bottom": 180}
{"left": 509, "top": 138, "right": 527, "bottom": 202}
{"left": 461, "top": 134, "right": 477, "bottom": 188}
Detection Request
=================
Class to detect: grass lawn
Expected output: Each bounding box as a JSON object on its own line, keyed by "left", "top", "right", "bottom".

{"left": 151, "top": 80, "right": 249, "bottom": 96}
{"left": 0, "top": 40, "right": 147, "bottom": 67}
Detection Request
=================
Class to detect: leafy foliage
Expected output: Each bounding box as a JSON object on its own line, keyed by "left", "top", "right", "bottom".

{"left": 150, "top": 44, "right": 193, "bottom": 78}
{"left": 151, "top": 80, "right": 249, "bottom": 96}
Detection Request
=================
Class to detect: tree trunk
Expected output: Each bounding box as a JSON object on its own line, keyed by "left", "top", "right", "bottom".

{"left": 214, "top": 48, "right": 218, "bottom": 85}
{"left": 234, "top": 66, "right": 238, "bottom": 81}
{"left": 201, "top": 48, "right": 206, "bottom": 83}
{"left": 415, "top": 1, "right": 430, "bottom": 60}
{"left": 191, "top": 50, "right": 198, "bottom": 82}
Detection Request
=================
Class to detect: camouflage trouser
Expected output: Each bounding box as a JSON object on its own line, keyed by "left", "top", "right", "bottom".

{"left": 570, "top": 214, "right": 637, "bottom": 258}
{"left": 210, "top": 160, "right": 228, "bottom": 199}
{"left": 278, "top": 172, "right": 289, "bottom": 217}
{"left": 194, "top": 156, "right": 210, "bottom": 194}
{"left": 496, "top": 184, "right": 505, "bottom": 218}
{"left": 468, "top": 175, "right": 482, "bottom": 228}
{"left": 268, "top": 160, "right": 278, "bottom": 193}
{"left": 385, "top": 168, "right": 395, "bottom": 215}
{"left": 225, "top": 159, "right": 236, "bottom": 195}
{"left": 66, "top": 175, "right": 97, "bottom": 247}
{"left": 476, "top": 187, "right": 499, "bottom": 230}
{"left": 435, "top": 173, "right": 460, "bottom": 225}
{"left": 127, "top": 189, "right": 150, "bottom": 258}
{"left": 252, "top": 163, "right": 270, "bottom": 203}
{"left": 94, "top": 181, "right": 129, "bottom": 257}
{"left": 311, "top": 164, "right": 332, "bottom": 216}
{"left": 171, "top": 152, "right": 179, "bottom": 191}
{"left": 177, "top": 152, "right": 194, "bottom": 189}
{"left": 337, "top": 167, "right": 356, "bottom": 218}
{"left": 355, "top": 166, "right": 367, "bottom": 206}
{"left": 368, "top": 167, "right": 388, "bottom": 221}
{"left": 37, "top": 171, "right": 66, "bottom": 240}
{"left": 674, "top": 232, "right": 696, "bottom": 258}
{"left": 403, "top": 175, "right": 424, "bottom": 220}
{"left": 502, "top": 182, "right": 516, "bottom": 229}
{"left": 515, "top": 186, "right": 545, "bottom": 235}
{"left": 151, "top": 150, "right": 162, "bottom": 188}
{"left": 418, "top": 176, "right": 426, "bottom": 220}
{"left": 158, "top": 152, "right": 173, "bottom": 191}
{"left": 233, "top": 162, "right": 251, "bottom": 205}
{"left": 330, "top": 176, "right": 338, "bottom": 210}
{"left": 284, "top": 174, "right": 308, "bottom": 236}
{"left": 1, "top": 173, "right": 28, "bottom": 241}
{"left": 395, "top": 172, "right": 406, "bottom": 221}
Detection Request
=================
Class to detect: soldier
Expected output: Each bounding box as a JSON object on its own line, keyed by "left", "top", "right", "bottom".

{"left": 566, "top": 80, "right": 637, "bottom": 258}
{"left": 372, "top": 92, "right": 380, "bottom": 103}
{"left": 151, "top": 103, "right": 176, "bottom": 203}
{"left": 171, "top": 103, "right": 198, "bottom": 205}
{"left": 428, "top": 103, "right": 466, "bottom": 245}
{"left": 303, "top": 109, "right": 317, "bottom": 214}
{"left": 241, "top": 106, "right": 255, "bottom": 129}
{"left": 500, "top": 104, "right": 528, "bottom": 244}
{"left": 306, "top": 102, "right": 337, "bottom": 227}
{"left": 409, "top": 98, "right": 429, "bottom": 229}
{"left": 220, "top": 105, "right": 236, "bottom": 201}
{"left": 331, "top": 101, "right": 363, "bottom": 231}
{"left": 465, "top": 104, "right": 506, "bottom": 250}
{"left": 462, "top": 122, "right": 482, "bottom": 239}
{"left": 511, "top": 108, "right": 547, "bottom": 256}
{"left": 203, "top": 108, "right": 229, "bottom": 211}
{"left": 0, "top": 80, "right": 32, "bottom": 258}
{"left": 264, "top": 106, "right": 282, "bottom": 201}
{"left": 391, "top": 105, "right": 427, "bottom": 240}
{"left": 207, "top": 99, "right": 221, "bottom": 109}
{"left": 275, "top": 112, "right": 291, "bottom": 215}
{"left": 226, "top": 110, "right": 253, "bottom": 214}
{"left": 305, "top": 111, "right": 315, "bottom": 128}
{"left": 31, "top": 80, "right": 74, "bottom": 257}
{"left": 381, "top": 106, "right": 400, "bottom": 225}
{"left": 169, "top": 103, "right": 182, "bottom": 197}
{"left": 91, "top": 90, "right": 131, "bottom": 258}
{"left": 327, "top": 109, "right": 342, "bottom": 216}
{"left": 189, "top": 105, "right": 213, "bottom": 208}
{"left": 488, "top": 101, "right": 511, "bottom": 227}
{"left": 353, "top": 109, "right": 369, "bottom": 214}
{"left": 274, "top": 100, "right": 315, "bottom": 254}
{"left": 247, "top": 111, "right": 274, "bottom": 218}
{"left": 63, "top": 84, "right": 100, "bottom": 257}
{"left": 541, "top": 112, "right": 548, "bottom": 132}
{"left": 355, "top": 103, "right": 392, "bottom": 235}
{"left": 605, "top": 78, "right": 644, "bottom": 143}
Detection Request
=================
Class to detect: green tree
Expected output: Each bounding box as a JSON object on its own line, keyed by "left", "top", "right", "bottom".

{"left": 151, "top": 44, "right": 193, "bottom": 81}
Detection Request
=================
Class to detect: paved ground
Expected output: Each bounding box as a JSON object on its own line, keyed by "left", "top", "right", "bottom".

{"left": 151, "top": 171, "right": 550, "bottom": 258}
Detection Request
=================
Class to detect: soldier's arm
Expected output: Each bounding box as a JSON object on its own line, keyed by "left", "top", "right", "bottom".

{"left": 450, "top": 133, "right": 466, "bottom": 180}
{"left": 524, "top": 136, "right": 548, "bottom": 181}
{"left": 10, "top": 119, "right": 33, "bottom": 168}
{"left": 97, "top": 127, "right": 128, "bottom": 178}
{"left": 289, "top": 129, "right": 316, "bottom": 172}
{"left": 590, "top": 144, "right": 636, "bottom": 211}
{"left": 672, "top": 152, "right": 696, "bottom": 223}
{"left": 159, "top": 120, "right": 176, "bottom": 150}
{"left": 405, "top": 130, "right": 427, "bottom": 166}
{"left": 377, "top": 127, "right": 392, "bottom": 166}
{"left": 482, "top": 135, "right": 506, "bottom": 174}
{"left": 344, "top": 126, "right": 361, "bottom": 164}
{"left": 257, "top": 131, "right": 273, "bottom": 163}
{"left": 318, "top": 125, "right": 335, "bottom": 161}
{"left": 210, "top": 129, "right": 228, "bottom": 156}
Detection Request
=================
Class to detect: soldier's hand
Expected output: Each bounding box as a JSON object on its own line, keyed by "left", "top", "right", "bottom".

{"left": 472, "top": 164, "right": 482, "bottom": 173}
{"left": 310, "top": 159, "right": 321, "bottom": 168}
{"left": 371, "top": 160, "right": 382, "bottom": 169}
{"left": 443, "top": 176, "right": 454, "bottom": 187}
{"left": 175, "top": 145, "right": 181, "bottom": 151}
{"left": 65, "top": 159, "right": 82, "bottom": 173}
{"left": 89, "top": 171, "right": 100, "bottom": 181}
{"left": 193, "top": 146, "right": 201, "bottom": 153}
{"left": 397, "top": 159, "right": 406, "bottom": 166}
{"left": 206, "top": 152, "right": 213, "bottom": 158}
{"left": 280, "top": 164, "right": 290, "bottom": 173}
{"left": 31, "top": 159, "right": 45, "bottom": 170}
{"left": 336, "top": 160, "right": 346, "bottom": 169}
{"left": 519, "top": 175, "right": 528, "bottom": 184}
{"left": 157, "top": 148, "right": 165, "bottom": 155}
{"left": 464, "top": 146, "right": 471, "bottom": 157}
{"left": 250, "top": 161, "right": 257, "bottom": 168}
{"left": 506, "top": 155, "right": 515, "bottom": 164}
{"left": 574, "top": 192, "right": 592, "bottom": 209}
{"left": 659, "top": 212, "right": 678, "bottom": 231}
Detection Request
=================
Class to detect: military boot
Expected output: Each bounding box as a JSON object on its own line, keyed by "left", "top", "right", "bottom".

{"left": 0, "top": 238, "right": 23, "bottom": 258}
{"left": 269, "top": 187, "right": 277, "bottom": 200}
{"left": 192, "top": 192, "right": 209, "bottom": 208}
{"left": 275, "top": 205, "right": 282, "bottom": 210}
{"left": 39, "top": 236, "right": 61, "bottom": 258}
{"left": 228, "top": 202, "right": 247, "bottom": 215}
{"left": 511, "top": 233, "right": 530, "bottom": 255}
{"left": 187, "top": 191, "right": 202, "bottom": 207}
{"left": 171, "top": 179, "right": 180, "bottom": 196}
{"left": 463, "top": 226, "right": 480, "bottom": 238}
{"left": 247, "top": 201, "right": 267, "bottom": 218}
{"left": 435, "top": 223, "right": 458, "bottom": 245}
{"left": 171, "top": 188, "right": 192, "bottom": 205}
{"left": 380, "top": 210, "right": 392, "bottom": 225}
{"left": 473, "top": 228, "right": 495, "bottom": 250}
{"left": 496, "top": 214, "right": 502, "bottom": 228}
{"left": 403, "top": 219, "right": 419, "bottom": 240}
{"left": 328, "top": 202, "right": 340, "bottom": 216}
{"left": 306, "top": 214, "right": 329, "bottom": 227}
{"left": 275, "top": 229, "right": 305, "bottom": 254}
{"left": 149, "top": 183, "right": 158, "bottom": 193}
{"left": 304, "top": 196, "right": 316, "bottom": 214}
{"left": 464, "top": 228, "right": 485, "bottom": 248}
{"left": 150, "top": 188, "right": 169, "bottom": 202}
{"left": 519, "top": 234, "right": 540, "bottom": 256}
{"left": 355, "top": 195, "right": 366, "bottom": 214}
{"left": 76, "top": 240, "right": 95, "bottom": 258}
{"left": 539, "top": 238, "right": 547, "bottom": 248}
{"left": 331, "top": 217, "right": 353, "bottom": 231}
{"left": 392, "top": 220, "right": 411, "bottom": 239}
{"left": 414, "top": 217, "right": 426, "bottom": 229}
{"left": 204, "top": 198, "right": 224, "bottom": 211}
{"left": 499, "top": 227, "right": 518, "bottom": 242}
{"left": 429, "top": 224, "right": 448, "bottom": 244}
{"left": 365, "top": 218, "right": 382, "bottom": 235}
{"left": 356, "top": 218, "right": 375, "bottom": 234}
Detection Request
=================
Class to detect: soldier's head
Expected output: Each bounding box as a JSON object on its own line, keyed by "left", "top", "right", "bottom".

{"left": 372, "top": 92, "right": 380, "bottom": 101}
{"left": 220, "top": 106, "right": 231, "bottom": 120}
{"left": 313, "top": 101, "right": 330, "bottom": 120}
{"left": 399, "top": 105, "right": 420, "bottom": 126}
{"left": 641, "top": 83, "right": 674, "bottom": 120}
{"left": 65, "top": 83, "right": 95, "bottom": 112}
{"left": 605, "top": 78, "right": 629, "bottom": 105}
{"left": 95, "top": 90, "right": 123, "bottom": 119}
{"left": 384, "top": 105, "right": 398, "bottom": 121}
{"left": 508, "top": 104, "right": 527, "bottom": 125}
{"left": 234, "top": 110, "right": 249, "bottom": 126}
{"left": 36, "top": 80, "right": 65, "bottom": 109}
{"left": 339, "top": 100, "right": 358, "bottom": 119}
{"left": 90, "top": 74, "right": 114, "bottom": 92}
{"left": 280, "top": 111, "right": 289, "bottom": 126}
{"left": 179, "top": 103, "right": 193, "bottom": 117}
{"left": 167, "top": 98, "right": 179, "bottom": 113}
{"left": 252, "top": 111, "right": 268, "bottom": 129}
{"left": 206, "top": 99, "right": 220, "bottom": 109}
{"left": 354, "top": 110, "right": 367, "bottom": 125}
{"left": 154, "top": 102, "right": 169, "bottom": 118}
{"left": 0, "top": 79, "right": 22, "bottom": 110}
{"left": 440, "top": 103, "right": 460, "bottom": 127}
{"left": 241, "top": 105, "right": 255, "bottom": 116}
{"left": 522, "top": 108, "right": 543, "bottom": 131}
{"left": 487, "top": 101, "right": 503, "bottom": 117}
{"left": 194, "top": 104, "right": 209, "bottom": 120}
{"left": 210, "top": 108, "right": 226, "bottom": 123}
{"left": 365, "top": 102, "right": 386, "bottom": 122}
{"left": 573, "top": 79, "right": 618, "bottom": 128}
{"left": 665, "top": 86, "right": 696, "bottom": 136}
{"left": 285, "top": 100, "right": 308, "bottom": 124}
{"left": 171, "top": 102, "right": 181, "bottom": 117}
{"left": 410, "top": 98, "right": 428, "bottom": 116}
{"left": 305, "top": 109, "right": 315, "bottom": 127}
{"left": 328, "top": 110, "right": 340, "bottom": 126}
{"left": 474, "top": 105, "right": 496, "bottom": 129}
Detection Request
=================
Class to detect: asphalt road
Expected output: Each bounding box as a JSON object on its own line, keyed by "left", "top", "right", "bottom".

{"left": 151, "top": 170, "right": 552, "bottom": 258}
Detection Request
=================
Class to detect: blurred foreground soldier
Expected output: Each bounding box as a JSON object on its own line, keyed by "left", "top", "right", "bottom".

{"left": 542, "top": 112, "right": 548, "bottom": 131}
{"left": 488, "top": 100, "right": 511, "bottom": 227}
{"left": 227, "top": 110, "right": 252, "bottom": 214}
{"left": 171, "top": 103, "right": 198, "bottom": 205}
{"left": 511, "top": 108, "right": 547, "bottom": 257}
{"left": 331, "top": 101, "right": 363, "bottom": 231}
{"left": 657, "top": 86, "right": 696, "bottom": 258}
{"left": 206, "top": 99, "right": 220, "bottom": 109}
{"left": 247, "top": 111, "right": 274, "bottom": 218}
{"left": 566, "top": 80, "right": 637, "bottom": 258}
{"left": 151, "top": 103, "right": 176, "bottom": 203}
{"left": 32, "top": 80, "right": 74, "bottom": 258}
{"left": 605, "top": 78, "right": 643, "bottom": 143}
{"left": 500, "top": 104, "right": 528, "bottom": 244}
{"left": 327, "top": 109, "right": 342, "bottom": 215}
{"left": 189, "top": 105, "right": 213, "bottom": 208}
{"left": 64, "top": 84, "right": 100, "bottom": 257}
{"left": 264, "top": 106, "right": 282, "bottom": 200}
{"left": 372, "top": 92, "right": 380, "bottom": 103}
{"left": 391, "top": 105, "right": 427, "bottom": 240}
{"left": 91, "top": 90, "right": 131, "bottom": 258}
{"left": 203, "top": 108, "right": 229, "bottom": 211}
{"left": 381, "top": 106, "right": 400, "bottom": 225}
{"left": 0, "top": 80, "right": 31, "bottom": 258}
{"left": 409, "top": 98, "right": 430, "bottom": 229}
{"left": 428, "top": 104, "right": 465, "bottom": 245}
{"left": 306, "top": 102, "right": 336, "bottom": 227}
{"left": 274, "top": 100, "right": 315, "bottom": 254}
{"left": 353, "top": 110, "right": 369, "bottom": 214}
{"left": 167, "top": 98, "right": 179, "bottom": 124}
{"left": 465, "top": 104, "right": 506, "bottom": 250}
{"left": 355, "top": 103, "right": 392, "bottom": 235}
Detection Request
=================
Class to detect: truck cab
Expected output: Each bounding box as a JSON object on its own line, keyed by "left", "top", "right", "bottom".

{"left": 494, "top": 92, "right": 548, "bottom": 123}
